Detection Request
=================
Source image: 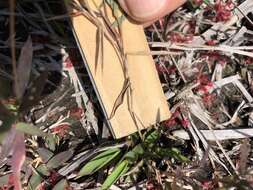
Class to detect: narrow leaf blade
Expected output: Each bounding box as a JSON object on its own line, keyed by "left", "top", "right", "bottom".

{"left": 78, "top": 148, "right": 121, "bottom": 177}
{"left": 11, "top": 132, "right": 26, "bottom": 190}
{"left": 47, "top": 150, "right": 74, "bottom": 169}
{"left": 101, "top": 160, "right": 129, "bottom": 190}
{"left": 52, "top": 179, "right": 68, "bottom": 190}
{"left": 16, "top": 122, "right": 47, "bottom": 137}
{"left": 16, "top": 36, "right": 33, "bottom": 100}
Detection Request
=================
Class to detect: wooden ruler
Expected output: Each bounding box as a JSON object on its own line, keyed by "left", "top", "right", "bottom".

{"left": 67, "top": 0, "right": 170, "bottom": 138}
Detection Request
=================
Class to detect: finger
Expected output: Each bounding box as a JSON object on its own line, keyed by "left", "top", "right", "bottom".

{"left": 118, "top": 0, "right": 186, "bottom": 23}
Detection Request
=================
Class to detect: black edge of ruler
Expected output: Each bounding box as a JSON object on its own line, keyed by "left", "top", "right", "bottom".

{"left": 68, "top": 19, "right": 116, "bottom": 139}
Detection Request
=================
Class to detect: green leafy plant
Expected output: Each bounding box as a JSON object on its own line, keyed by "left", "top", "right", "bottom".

{"left": 0, "top": 36, "right": 46, "bottom": 142}
{"left": 78, "top": 129, "right": 188, "bottom": 190}
{"left": 0, "top": 36, "right": 48, "bottom": 190}
{"left": 78, "top": 148, "right": 121, "bottom": 177}
{"left": 105, "top": 0, "right": 126, "bottom": 27}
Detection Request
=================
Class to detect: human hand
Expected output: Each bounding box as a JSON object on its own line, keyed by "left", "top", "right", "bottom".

{"left": 118, "top": 0, "right": 186, "bottom": 25}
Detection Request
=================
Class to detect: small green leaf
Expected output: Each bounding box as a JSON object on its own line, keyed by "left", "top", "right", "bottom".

{"left": 102, "top": 160, "right": 129, "bottom": 190}
{"left": 36, "top": 164, "right": 50, "bottom": 176}
{"left": 155, "top": 147, "right": 189, "bottom": 162}
{"left": 0, "top": 102, "right": 16, "bottom": 134}
{"left": 144, "top": 130, "right": 160, "bottom": 145}
{"left": 132, "top": 144, "right": 144, "bottom": 155}
{"left": 52, "top": 179, "right": 68, "bottom": 190}
{"left": 111, "top": 15, "right": 126, "bottom": 27}
{"left": 203, "top": 0, "right": 210, "bottom": 5}
{"left": 0, "top": 174, "right": 10, "bottom": 187}
{"left": 105, "top": 0, "right": 126, "bottom": 27}
{"left": 47, "top": 150, "right": 74, "bottom": 169}
{"left": 0, "top": 115, "right": 16, "bottom": 140}
{"left": 45, "top": 134, "right": 57, "bottom": 151}
{"left": 16, "top": 122, "right": 47, "bottom": 136}
{"left": 124, "top": 144, "right": 144, "bottom": 163}
{"left": 16, "top": 36, "right": 33, "bottom": 100}
{"left": 170, "top": 148, "right": 189, "bottom": 162}
{"left": 37, "top": 148, "right": 54, "bottom": 163}
{"left": 28, "top": 173, "right": 43, "bottom": 190}
{"left": 78, "top": 148, "right": 121, "bottom": 177}
{"left": 0, "top": 103, "right": 16, "bottom": 143}
{"left": 105, "top": 0, "right": 117, "bottom": 8}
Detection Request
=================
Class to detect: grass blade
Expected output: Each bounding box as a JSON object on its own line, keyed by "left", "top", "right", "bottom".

{"left": 52, "top": 179, "right": 68, "bottom": 190}
{"left": 16, "top": 36, "right": 33, "bottom": 100}
{"left": 101, "top": 160, "right": 129, "bottom": 190}
{"left": 47, "top": 150, "right": 74, "bottom": 169}
{"left": 78, "top": 148, "right": 121, "bottom": 177}
{"left": 11, "top": 132, "right": 25, "bottom": 190}
{"left": 16, "top": 122, "right": 47, "bottom": 137}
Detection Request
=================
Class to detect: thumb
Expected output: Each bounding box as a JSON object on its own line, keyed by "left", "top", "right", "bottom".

{"left": 118, "top": 0, "right": 186, "bottom": 23}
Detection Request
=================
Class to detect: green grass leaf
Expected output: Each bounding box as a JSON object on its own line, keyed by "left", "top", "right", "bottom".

{"left": 47, "top": 149, "right": 74, "bottom": 169}
{"left": 105, "top": 0, "right": 126, "bottom": 27}
{"left": 27, "top": 173, "right": 43, "bottom": 190}
{"left": 37, "top": 148, "right": 54, "bottom": 163}
{"left": 45, "top": 134, "right": 57, "bottom": 151}
{"left": 102, "top": 160, "right": 129, "bottom": 190}
{"left": 52, "top": 179, "right": 68, "bottom": 190}
{"left": 0, "top": 102, "right": 16, "bottom": 133}
{"left": 36, "top": 164, "right": 50, "bottom": 176}
{"left": 111, "top": 15, "right": 126, "bottom": 27}
{"left": 170, "top": 148, "right": 189, "bottom": 162}
{"left": 144, "top": 130, "right": 160, "bottom": 145}
{"left": 0, "top": 115, "right": 16, "bottom": 134}
{"left": 78, "top": 148, "right": 121, "bottom": 177}
{"left": 155, "top": 147, "right": 189, "bottom": 162}
{"left": 0, "top": 103, "right": 16, "bottom": 142}
{"left": 124, "top": 144, "right": 144, "bottom": 163}
{"left": 16, "top": 122, "right": 47, "bottom": 137}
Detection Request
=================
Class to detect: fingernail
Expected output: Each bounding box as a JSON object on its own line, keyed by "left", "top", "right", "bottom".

{"left": 123, "top": 0, "right": 167, "bottom": 20}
